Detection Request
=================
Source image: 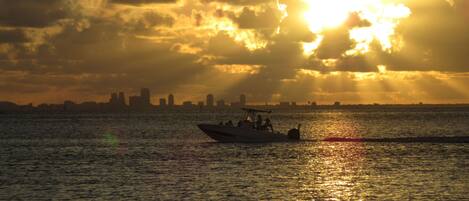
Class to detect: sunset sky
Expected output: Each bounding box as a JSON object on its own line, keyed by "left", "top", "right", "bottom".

{"left": 0, "top": 0, "right": 468, "bottom": 104}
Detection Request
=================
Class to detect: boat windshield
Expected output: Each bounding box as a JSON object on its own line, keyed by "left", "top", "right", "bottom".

{"left": 242, "top": 108, "right": 271, "bottom": 122}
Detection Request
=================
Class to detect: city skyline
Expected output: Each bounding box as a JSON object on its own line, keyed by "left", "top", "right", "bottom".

{"left": 2, "top": 86, "right": 468, "bottom": 113}
{"left": 3, "top": 85, "right": 469, "bottom": 109}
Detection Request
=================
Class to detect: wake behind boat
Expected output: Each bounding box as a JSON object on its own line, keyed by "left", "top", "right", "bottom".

{"left": 198, "top": 108, "right": 301, "bottom": 143}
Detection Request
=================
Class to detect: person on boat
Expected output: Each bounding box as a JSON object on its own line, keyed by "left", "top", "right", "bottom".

{"left": 264, "top": 118, "right": 273, "bottom": 132}
{"left": 237, "top": 120, "right": 242, "bottom": 127}
{"left": 225, "top": 120, "right": 234, "bottom": 127}
{"left": 256, "top": 115, "right": 263, "bottom": 130}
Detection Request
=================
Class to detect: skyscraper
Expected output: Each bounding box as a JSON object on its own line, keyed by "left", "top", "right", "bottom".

{"left": 206, "top": 94, "right": 214, "bottom": 107}
{"left": 129, "top": 96, "right": 141, "bottom": 109}
{"left": 110, "top": 93, "right": 118, "bottom": 104}
{"left": 159, "top": 98, "right": 167, "bottom": 107}
{"left": 141, "top": 88, "right": 150, "bottom": 106}
{"left": 118, "top": 92, "right": 126, "bottom": 106}
{"left": 168, "top": 94, "right": 174, "bottom": 106}
{"left": 240, "top": 94, "right": 246, "bottom": 106}
{"left": 216, "top": 99, "right": 225, "bottom": 107}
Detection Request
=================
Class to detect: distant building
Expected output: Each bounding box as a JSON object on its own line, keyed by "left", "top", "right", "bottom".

{"left": 334, "top": 101, "right": 341, "bottom": 106}
{"left": 79, "top": 101, "right": 99, "bottom": 111}
{"left": 197, "top": 101, "right": 204, "bottom": 108}
{"left": 279, "top": 102, "right": 290, "bottom": 107}
{"left": 231, "top": 102, "right": 241, "bottom": 108}
{"left": 118, "top": 92, "right": 126, "bottom": 106}
{"left": 291, "top": 102, "right": 297, "bottom": 107}
{"left": 216, "top": 99, "right": 225, "bottom": 107}
{"left": 64, "top": 101, "right": 75, "bottom": 111}
{"left": 129, "top": 96, "right": 142, "bottom": 109}
{"left": 182, "top": 101, "right": 193, "bottom": 108}
{"left": 110, "top": 93, "right": 118, "bottom": 103}
{"left": 141, "top": 88, "right": 150, "bottom": 106}
{"left": 168, "top": 94, "right": 174, "bottom": 107}
{"left": 240, "top": 94, "right": 246, "bottom": 106}
{"left": 109, "top": 92, "right": 126, "bottom": 110}
{"left": 159, "top": 98, "right": 167, "bottom": 107}
{"left": 206, "top": 94, "right": 214, "bottom": 107}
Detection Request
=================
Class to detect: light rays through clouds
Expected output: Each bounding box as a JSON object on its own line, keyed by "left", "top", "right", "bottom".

{"left": 0, "top": 0, "right": 468, "bottom": 104}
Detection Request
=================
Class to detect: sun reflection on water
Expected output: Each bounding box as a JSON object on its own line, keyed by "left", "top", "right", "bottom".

{"left": 301, "top": 112, "right": 369, "bottom": 200}
{"left": 300, "top": 142, "right": 367, "bottom": 200}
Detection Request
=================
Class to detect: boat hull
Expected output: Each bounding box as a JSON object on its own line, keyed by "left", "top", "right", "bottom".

{"left": 198, "top": 124, "right": 295, "bottom": 143}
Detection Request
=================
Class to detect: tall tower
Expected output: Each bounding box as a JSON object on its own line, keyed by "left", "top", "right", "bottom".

{"left": 240, "top": 94, "right": 246, "bottom": 106}
{"left": 168, "top": 94, "right": 174, "bottom": 107}
{"left": 118, "top": 92, "right": 126, "bottom": 106}
{"left": 141, "top": 88, "right": 150, "bottom": 106}
{"left": 206, "top": 94, "right": 214, "bottom": 107}
{"left": 110, "top": 93, "right": 118, "bottom": 104}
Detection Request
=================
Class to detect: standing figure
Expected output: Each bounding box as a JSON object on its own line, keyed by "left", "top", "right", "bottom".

{"left": 256, "top": 115, "right": 263, "bottom": 130}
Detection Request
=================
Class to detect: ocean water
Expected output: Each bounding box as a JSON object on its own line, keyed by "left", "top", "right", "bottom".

{"left": 1, "top": 107, "right": 469, "bottom": 200}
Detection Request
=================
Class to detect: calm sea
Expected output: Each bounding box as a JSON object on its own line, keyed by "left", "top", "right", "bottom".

{"left": 1, "top": 107, "right": 469, "bottom": 200}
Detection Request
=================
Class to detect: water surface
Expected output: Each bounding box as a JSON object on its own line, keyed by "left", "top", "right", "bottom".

{"left": 1, "top": 108, "right": 468, "bottom": 200}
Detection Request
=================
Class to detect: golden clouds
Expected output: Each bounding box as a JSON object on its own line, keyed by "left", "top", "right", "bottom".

{"left": 0, "top": 0, "right": 469, "bottom": 104}
{"left": 214, "top": 64, "right": 263, "bottom": 74}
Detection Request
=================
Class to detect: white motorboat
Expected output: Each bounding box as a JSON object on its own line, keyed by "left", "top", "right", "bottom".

{"left": 198, "top": 108, "right": 300, "bottom": 143}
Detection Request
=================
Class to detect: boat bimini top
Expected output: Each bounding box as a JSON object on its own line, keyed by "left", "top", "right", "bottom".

{"left": 241, "top": 108, "right": 271, "bottom": 122}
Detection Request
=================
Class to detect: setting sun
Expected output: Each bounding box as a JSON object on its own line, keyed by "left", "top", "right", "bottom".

{"left": 303, "top": 0, "right": 352, "bottom": 32}
{"left": 301, "top": 0, "right": 411, "bottom": 55}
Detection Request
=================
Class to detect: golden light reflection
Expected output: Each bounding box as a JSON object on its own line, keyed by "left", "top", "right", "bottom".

{"left": 300, "top": 112, "right": 366, "bottom": 199}
{"left": 312, "top": 142, "right": 367, "bottom": 200}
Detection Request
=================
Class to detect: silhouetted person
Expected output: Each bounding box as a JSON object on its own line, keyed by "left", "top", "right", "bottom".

{"left": 225, "top": 120, "right": 234, "bottom": 127}
{"left": 264, "top": 118, "right": 273, "bottom": 132}
{"left": 237, "top": 120, "right": 242, "bottom": 127}
{"left": 256, "top": 115, "right": 262, "bottom": 130}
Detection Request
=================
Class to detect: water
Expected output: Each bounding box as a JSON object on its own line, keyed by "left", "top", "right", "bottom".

{"left": 1, "top": 107, "right": 469, "bottom": 200}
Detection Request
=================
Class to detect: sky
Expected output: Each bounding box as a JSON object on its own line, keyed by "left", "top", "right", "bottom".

{"left": 0, "top": 0, "right": 468, "bottom": 105}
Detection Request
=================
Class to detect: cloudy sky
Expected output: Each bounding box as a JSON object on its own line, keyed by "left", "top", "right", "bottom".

{"left": 0, "top": 0, "right": 468, "bottom": 104}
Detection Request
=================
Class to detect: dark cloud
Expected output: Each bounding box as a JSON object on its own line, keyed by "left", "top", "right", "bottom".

{"left": 345, "top": 12, "right": 372, "bottom": 28}
{"left": 0, "top": 0, "right": 68, "bottom": 27}
{"left": 232, "top": 6, "right": 280, "bottom": 29}
{"left": 315, "top": 27, "right": 353, "bottom": 59}
{"left": 207, "top": 31, "right": 250, "bottom": 57}
{"left": 376, "top": 0, "right": 469, "bottom": 72}
{"left": 335, "top": 55, "right": 377, "bottom": 72}
{"left": 0, "top": 12, "right": 206, "bottom": 95}
{"left": 0, "top": 29, "right": 29, "bottom": 43}
{"left": 128, "top": 11, "right": 175, "bottom": 34}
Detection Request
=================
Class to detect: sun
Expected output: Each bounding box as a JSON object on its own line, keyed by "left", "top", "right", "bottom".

{"left": 303, "top": 0, "right": 354, "bottom": 32}
{"left": 300, "top": 0, "right": 411, "bottom": 55}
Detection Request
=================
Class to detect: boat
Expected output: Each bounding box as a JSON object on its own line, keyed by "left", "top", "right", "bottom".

{"left": 198, "top": 108, "right": 301, "bottom": 143}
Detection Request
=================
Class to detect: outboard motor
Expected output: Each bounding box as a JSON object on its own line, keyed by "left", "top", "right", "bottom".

{"left": 287, "top": 124, "right": 301, "bottom": 140}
